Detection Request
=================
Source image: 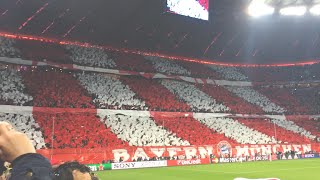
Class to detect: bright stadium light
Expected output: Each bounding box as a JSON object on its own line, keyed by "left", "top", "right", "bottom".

{"left": 279, "top": 6, "right": 307, "bottom": 16}
{"left": 310, "top": 4, "right": 320, "bottom": 15}
{"left": 248, "top": 1, "right": 275, "bottom": 17}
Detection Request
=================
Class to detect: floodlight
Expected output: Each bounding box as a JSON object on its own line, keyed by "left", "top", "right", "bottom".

{"left": 248, "top": 1, "right": 275, "bottom": 17}
{"left": 279, "top": 6, "right": 307, "bottom": 16}
{"left": 310, "top": 4, "right": 320, "bottom": 15}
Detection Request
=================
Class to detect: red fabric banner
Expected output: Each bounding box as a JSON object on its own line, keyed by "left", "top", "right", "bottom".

{"left": 37, "top": 143, "right": 320, "bottom": 164}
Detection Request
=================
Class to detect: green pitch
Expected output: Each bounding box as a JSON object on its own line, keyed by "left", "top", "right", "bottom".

{"left": 96, "top": 159, "right": 320, "bottom": 180}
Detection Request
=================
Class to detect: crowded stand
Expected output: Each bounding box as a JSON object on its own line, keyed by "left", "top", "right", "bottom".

{"left": 194, "top": 116, "right": 277, "bottom": 144}
{"left": 145, "top": 56, "right": 192, "bottom": 76}
{"left": 286, "top": 116, "right": 320, "bottom": 138}
{"left": 16, "top": 40, "right": 73, "bottom": 64}
{"left": 208, "top": 65, "right": 248, "bottom": 81}
{"left": 22, "top": 71, "right": 94, "bottom": 108}
{"left": 33, "top": 112, "right": 128, "bottom": 149}
{"left": 236, "top": 118, "right": 313, "bottom": 144}
{"left": 152, "top": 116, "right": 237, "bottom": 145}
{"left": 114, "top": 53, "right": 155, "bottom": 72}
{"left": 120, "top": 77, "right": 191, "bottom": 112}
{"left": 0, "top": 113, "right": 46, "bottom": 149}
{"left": 270, "top": 117, "right": 316, "bottom": 140}
{"left": 0, "top": 37, "right": 21, "bottom": 58}
{"left": 161, "top": 79, "right": 230, "bottom": 113}
{"left": 0, "top": 69, "right": 33, "bottom": 105}
{"left": 256, "top": 87, "right": 310, "bottom": 115}
{"left": 292, "top": 87, "right": 320, "bottom": 114}
{"left": 198, "top": 84, "right": 264, "bottom": 114}
{"left": 99, "top": 113, "right": 189, "bottom": 146}
{"left": 66, "top": 45, "right": 117, "bottom": 68}
{"left": 177, "top": 61, "right": 222, "bottom": 79}
{"left": 241, "top": 64, "right": 320, "bottom": 82}
{"left": 77, "top": 73, "right": 146, "bottom": 110}
{"left": 226, "top": 86, "right": 286, "bottom": 114}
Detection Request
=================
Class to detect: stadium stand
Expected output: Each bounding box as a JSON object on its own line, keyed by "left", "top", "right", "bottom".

{"left": 120, "top": 76, "right": 191, "bottom": 112}
{"left": 256, "top": 87, "right": 310, "bottom": 115}
{"left": 16, "top": 40, "right": 72, "bottom": 64}
{"left": 195, "top": 116, "right": 277, "bottom": 144}
{"left": 198, "top": 84, "right": 264, "bottom": 114}
{"left": 145, "top": 56, "right": 192, "bottom": 76}
{"left": 99, "top": 113, "right": 190, "bottom": 146}
{"left": 114, "top": 53, "right": 155, "bottom": 72}
{"left": 0, "top": 37, "right": 21, "bottom": 58}
{"left": 77, "top": 73, "right": 146, "bottom": 110}
{"left": 0, "top": 69, "right": 33, "bottom": 105}
{"left": 161, "top": 79, "right": 230, "bottom": 113}
{"left": 66, "top": 45, "right": 116, "bottom": 68}
{"left": 33, "top": 112, "right": 128, "bottom": 149}
{"left": 0, "top": 113, "right": 46, "bottom": 149}
{"left": 152, "top": 116, "right": 237, "bottom": 145}
{"left": 22, "top": 71, "right": 94, "bottom": 108}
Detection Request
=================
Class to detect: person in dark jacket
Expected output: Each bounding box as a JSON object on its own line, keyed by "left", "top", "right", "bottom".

{"left": 0, "top": 121, "right": 53, "bottom": 180}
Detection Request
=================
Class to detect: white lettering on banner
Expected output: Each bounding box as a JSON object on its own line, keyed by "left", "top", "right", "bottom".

{"left": 177, "top": 159, "right": 201, "bottom": 165}
{"left": 236, "top": 146, "right": 250, "bottom": 157}
{"left": 292, "top": 145, "right": 302, "bottom": 154}
{"left": 111, "top": 144, "right": 314, "bottom": 161}
{"left": 261, "top": 145, "right": 272, "bottom": 155}
{"left": 219, "top": 157, "right": 246, "bottom": 163}
{"left": 111, "top": 161, "right": 167, "bottom": 170}
{"left": 150, "top": 148, "right": 165, "bottom": 157}
{"left": 112, "top": 149, "right": 130, "bottom": 162}
{"left": 281, "top": 145, "right": 292, "bottom": 153}
{"left": 304, "top": 154, "right": 315, "bottom": 158}
{"left": 198, "top": 146, "right": 214, "bottom": 159}
{"left": 167, "top": 147, "right": 182, "bottom": 157}
{"left": 183, "top": 147, "right": 197, "bottom": 159}
{"left": 302, "top": 144, "right": 311, "bottom": 153}
{"left": 133, "top": 148, "right": 149, "bottom": 160}
{"left": 272, "top": 144, "right": 281, "bottom": 154}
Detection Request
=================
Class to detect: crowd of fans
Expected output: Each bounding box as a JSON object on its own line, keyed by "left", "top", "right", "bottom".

{"left": 195, "top": 116, "right": 277, "bottom": 144}
{"left": 0, "top": 37, "right": 21, "bottom": 58}
{"left": 66, "top": 45, "right": 117, "bottom": 68}
{"left": 23, "top": 71, "right": 94, "bottom": 108}
{"left": 256, "top": 87, "right": 310, "bottom": 114}
{"left": 145, "top": 56, "right": 192, "bottom": 76}
{"left": 198, "top": 84, "right": 264, "bottom": 114}
{"left": 77, "top": 73, "right": 146, "bottom": 110}
{"left": 152, "top": 116, "right": 237, "bottom": 145}
{"left": 0, "top": 69, "right": 33, "bottom": 105}
{"left": 0, "top": 113, "right": 45, "bottom": 149}
{"left": 208, "top": 65, "right": 249, "bottom": 81}
{"left": 226, "top": 86, "right": 286, "bottom": 114}
{"left": 0, "top": 37, "right": 320, "bottom": 151}
{"left": 99, "top": 113, "right": 189, "bottom": 146}
{"left": 161, "top": 79, "right": 230, "bottom": 113}
{"left": 17, "top": 40, "right": 73, "bottom": 64}
{"left": 292, "top": 87, "right": 320, "bottom": 114}
{"left": 120, "top": 77, "right": 191, "bottom": 112}
{"left": 241, "top": 65, "right": 320, "bottom": 82}
{"left": 33, "top": 112, "right": 128, "bottom": 149}
{"left": 237, "top": 118, "right": 313, "bottom": 143}
{"left": 178, "top": 61, "right": 222, "bottom": 79}
{"left": 114, "top": 53, "right": 155, "bottom": 72}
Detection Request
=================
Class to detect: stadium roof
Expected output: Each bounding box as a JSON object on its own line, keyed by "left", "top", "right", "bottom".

{"left": 1, "top": 0, "right": 320, "bottom": 65}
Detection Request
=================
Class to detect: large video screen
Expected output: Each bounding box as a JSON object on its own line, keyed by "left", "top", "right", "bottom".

{"left": 167, "top": 0, "right": 209, "bottom": 20}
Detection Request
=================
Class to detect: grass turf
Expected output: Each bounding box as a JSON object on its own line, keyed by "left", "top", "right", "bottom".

{"left": 95, "top": 159, "right": 320, "bottom": 180}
